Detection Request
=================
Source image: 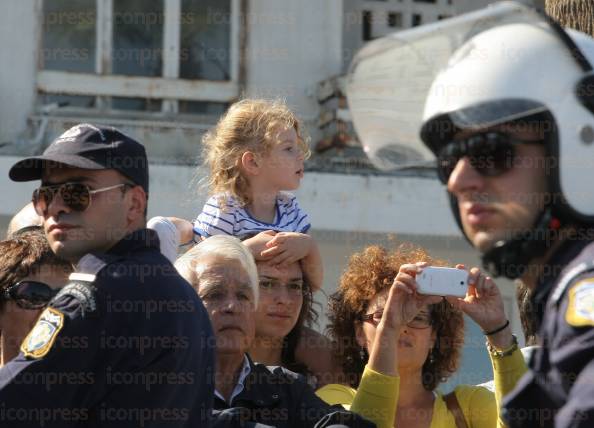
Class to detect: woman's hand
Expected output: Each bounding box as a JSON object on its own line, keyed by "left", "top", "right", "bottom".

{"left": 380, "top": 263, "right": 442, "bottom": 330}
{"left": 366, "top": 262, "right": 441, "bottom": 377}
{"left": 447, "top": 265, "right": 513, "bottom": 349}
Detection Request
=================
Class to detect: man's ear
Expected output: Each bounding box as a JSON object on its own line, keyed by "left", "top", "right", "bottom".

{"left": 126, "top": 186, "right": 147, "bottom": 225}
{"left": 240, "top": 151, "right": 260, "bottom": 176}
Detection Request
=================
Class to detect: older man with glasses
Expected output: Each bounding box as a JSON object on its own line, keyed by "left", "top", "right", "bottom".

{"left": 0, "top": 123, "right": 215, "bottom": 427}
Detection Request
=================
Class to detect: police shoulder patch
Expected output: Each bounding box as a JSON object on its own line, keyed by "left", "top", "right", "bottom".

{"left": 53, "top": 273, "right": 98, "bottom": 317}
{"left": 566, "top": 279, "right": 594, "bottom": 327}
{"left": 21, "top": 307, "right": 65, "bottom": 359}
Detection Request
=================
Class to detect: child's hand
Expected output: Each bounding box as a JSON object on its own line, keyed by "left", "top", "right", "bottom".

{"left": 260, "top": 232, "right": 312, "bottom": 266}
{"left": 242, "top": 230, "right": 277, "bottom": 261}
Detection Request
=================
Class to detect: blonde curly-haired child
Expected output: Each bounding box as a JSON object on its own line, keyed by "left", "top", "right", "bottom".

{"left": 193, "top": 99, "right": 323, "bottom": 291}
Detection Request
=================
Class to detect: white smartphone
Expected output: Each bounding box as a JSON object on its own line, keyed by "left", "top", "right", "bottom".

{"left": 416, "top": 266, "right": 469, "bottom": 297}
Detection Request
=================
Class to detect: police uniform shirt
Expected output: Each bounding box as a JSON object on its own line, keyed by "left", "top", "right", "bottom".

{"left": 0, "top": 229, "right": 215, "bottom": 427}
{"left": 503, "top": 238, "right": 594, "bottom": 428}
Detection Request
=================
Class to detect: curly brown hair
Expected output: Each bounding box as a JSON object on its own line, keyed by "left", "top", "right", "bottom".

{"left": 0, "top": 229, "right": 72, "bottom": 312}
{"left": 201, "top": 98, "right": 310, "bottom": 207}
{"left": 327, "top": 244, "right": 465, "bottom": 390}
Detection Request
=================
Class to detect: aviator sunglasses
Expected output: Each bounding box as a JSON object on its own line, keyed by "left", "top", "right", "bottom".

{"left": 436, "top": 132, "right": 544, "bottom": 184}
{"left": 2, "top": 280, "right": 58, "bottom": 310}
{"left": 32, "top": 182, "right": 133, "bottom": 215}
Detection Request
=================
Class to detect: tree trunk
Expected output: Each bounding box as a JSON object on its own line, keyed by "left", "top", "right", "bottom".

{"left": 545, "top": 0, "right": 594, "bottom": 37}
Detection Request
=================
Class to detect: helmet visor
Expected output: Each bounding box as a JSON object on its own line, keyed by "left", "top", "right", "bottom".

{"left": 346, "top": 1, "right": 571, "bottom": 170}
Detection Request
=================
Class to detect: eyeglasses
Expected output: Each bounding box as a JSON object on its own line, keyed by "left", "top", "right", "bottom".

{"left": 259, "top": 279, "right": 304, "bottom": 296}
{"left": 32, "top": 182, "right": 132, "bottom": 215}
{"left": 361, "top": 310, "right": 433, "bottom": 329}
{"left": 2, "top": 280, "right": 58, "bottom": 310}
{"left": 436, "top": 132, "right": 544, "bottom": 184}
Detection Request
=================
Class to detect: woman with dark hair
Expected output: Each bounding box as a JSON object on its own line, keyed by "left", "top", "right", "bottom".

{"left": 249, "top": 259, "right": 319, "bottom": 382}
{"left": 318, "top": 244, "right": 527, "bottom": 428}
{"left": 0, "top": 229, "right": 72, "bottom": 365}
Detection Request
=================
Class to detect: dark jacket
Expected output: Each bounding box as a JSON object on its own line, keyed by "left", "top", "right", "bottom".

{"left": 503, "top": 238, "right": 594, "bottom": 428}
{"left": 0, "top": 229, "right": 215, "bottom": 427}
{"left": 213, "top": 355, "right": 374, "bottom": 428}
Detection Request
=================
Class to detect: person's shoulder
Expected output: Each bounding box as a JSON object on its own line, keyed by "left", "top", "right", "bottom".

{"left": 563, "top": 274, "right": 594, "bottom": 329}
{"left": 78, "top": 248, "right": 186, "bottom": 296}
{"left": 575, "top": 238, "right": 594, "bottom": 257}
{"left": 253, "top": 361, "right": 303, "bottom": 381}
{"left": 250, "top": 361, "right": 314, "bottom": 393}
{"left": 214, "top": 192, "right": 241, "bottom": 209}
{"left": 552, "top": 239, "right": 594, "bottom": 327}
{"left": 77, "top": 251, "right": 121, "bottom": 274}
{"left": 315, "top": 383, "right": 356, "bottom": 407}
{"left": 277, "top": 191, "right": 297, "bottom": 204}
{"left": 444, "top": 385, "right": 495, "bottom": 426}
{"left": 450, "top": 384, "right": 494, "bottom": 407}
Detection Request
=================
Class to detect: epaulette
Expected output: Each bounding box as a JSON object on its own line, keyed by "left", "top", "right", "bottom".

{"left": 50, "top": 253, "right": 117, "bottom": 318}
{"left": 52, "top": 272, "right": 98, "bottom": 318}
{"left": 76, "top": 252, "right": 120, "bottom": 275}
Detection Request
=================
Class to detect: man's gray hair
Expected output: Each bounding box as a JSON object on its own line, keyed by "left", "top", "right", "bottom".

{"left": 175, "top": 235, "right": 259, "bottom": 304}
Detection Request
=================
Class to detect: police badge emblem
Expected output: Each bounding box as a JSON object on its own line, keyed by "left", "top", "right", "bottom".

{"left": 21, "top": 307, "right": 65, "bottom": 358}
{"left": 566, "top": 280, "right": 594, "bottom": 327}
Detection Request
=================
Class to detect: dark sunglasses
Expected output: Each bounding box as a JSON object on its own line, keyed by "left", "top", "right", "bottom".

{"left": 3, "top": 280, "right": 58, "bottom": 310}
{"left": 436, "top": 132, "right": 544, "bottom": 184}
{"left": 32, "top": 182, "right": 132, "bottom": 215}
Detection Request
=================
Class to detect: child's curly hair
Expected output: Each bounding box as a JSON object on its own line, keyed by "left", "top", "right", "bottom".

{"left": 327, "top": 244, "right": 465, "bottom": 390}
{"left": 202, "top": 98, "right": 310, "bottom": 207}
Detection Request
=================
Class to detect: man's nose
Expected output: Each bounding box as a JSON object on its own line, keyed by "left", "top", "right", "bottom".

{"left": 223, "top": 296, "right": 241, "bottom": 313}
{"left": 447, "top": 157, "right": 483, "bottom": 197}
{"left": 45, "top": 189, "right": 72, "bottom": 218}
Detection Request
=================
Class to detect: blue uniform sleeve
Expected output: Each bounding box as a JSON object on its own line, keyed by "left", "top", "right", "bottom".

{"left": 0, "top": 256, "right": 215, "bottom": 428}
{"left": 194, "top": 195, "right": 236, "bottom": 237}
{"left": 556, "top": 358, "right": 594, "bottom": 427}
{"left": 553, "top": 277, "right": 594, "bottom": 428}
{"left": 0, "top": 280, "right": 111, "bottom": 426}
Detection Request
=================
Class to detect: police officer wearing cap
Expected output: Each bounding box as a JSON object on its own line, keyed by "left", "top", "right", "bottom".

{"left": 0, "top": 123, "right": 215, "bottom": 427}
{"left": 346, "top": 2, "right": 594, "bottom": 427}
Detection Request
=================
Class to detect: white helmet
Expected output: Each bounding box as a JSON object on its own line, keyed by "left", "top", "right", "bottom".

{"left": 347, "top": 1, "right": 594, "bottom": 277}
{"left": 421, "top": 15, "right": 594, "bottom": 223}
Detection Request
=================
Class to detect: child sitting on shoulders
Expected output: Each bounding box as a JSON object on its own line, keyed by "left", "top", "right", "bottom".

{"left": 194, "top": 98, "right": 323, "bottom": 291}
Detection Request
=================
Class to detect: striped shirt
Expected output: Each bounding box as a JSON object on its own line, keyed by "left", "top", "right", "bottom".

{"left": 194, "top": 192, "right": 311, "bottom": 240}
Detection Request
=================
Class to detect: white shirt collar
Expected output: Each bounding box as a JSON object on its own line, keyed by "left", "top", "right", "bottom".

{"left": 215, "top": 354, "right": 252, "bottom": 405}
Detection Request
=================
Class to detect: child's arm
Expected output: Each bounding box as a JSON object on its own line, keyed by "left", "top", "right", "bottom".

{"left": 299, "top": 236, "right": 323, "bottom": 293}
{"left": 242, "top": 230, "right": 277, "bottom": 260}
{"left": 260, "top": 232, "right": 324, "bottom": 292}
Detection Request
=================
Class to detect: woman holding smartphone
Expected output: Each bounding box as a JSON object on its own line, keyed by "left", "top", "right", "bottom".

{"left": 318, "top": 244, "right": 527, "bottom": 428}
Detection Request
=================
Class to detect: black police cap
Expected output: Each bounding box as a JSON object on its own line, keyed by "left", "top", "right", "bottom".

{"left": 9, "top": 123, "right": 149, "bottom": 193}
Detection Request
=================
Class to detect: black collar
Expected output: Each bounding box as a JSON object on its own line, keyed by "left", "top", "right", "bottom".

{"left": 215, "top": 354, "right": 286, "bottom": 408}
{"left": 106, "top": 228, "right": 160, "bottom": 256}
{"left": 532, "top": 237, "right": 593, "bottom": 328}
